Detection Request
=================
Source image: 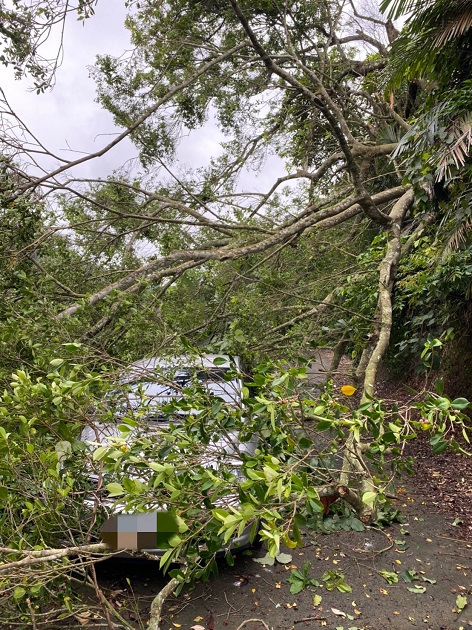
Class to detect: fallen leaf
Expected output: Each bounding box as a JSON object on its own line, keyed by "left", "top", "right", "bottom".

{"left": 407, "top": 586, "right": 426, "bottom": 594}
{"left": 331, "top": 607, "right": 346, "bottom": 617}
{"left": 456, "top": 594, "right": 467, "bottom": 613}
{"left": 340, "top": 385, "right": 356, "bottom": 396}
{"left": 253, "top": 553, "right": 275, "bottom": 566}
{"left": 275, "top": 552, "right": 293, "bottom": 564}
{"left": 190, "top": 626, "right": 205, "bottom": 630}
{"left": 313, "top": 594, "right": 322, "bottom": 606}
{"left": 204, "top": 611, "right": 214, "bottom": 630}
{"left": 380, "top": 588, "right": 389, "bottom": 595}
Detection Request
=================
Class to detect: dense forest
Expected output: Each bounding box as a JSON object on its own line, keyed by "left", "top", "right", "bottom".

{"left": 1, "top": 0, "right": 471, "bottom": 627}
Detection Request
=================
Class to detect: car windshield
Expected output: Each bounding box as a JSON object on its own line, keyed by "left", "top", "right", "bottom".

{"left": 123, "top": 365, "right": 240, "bottom": 420}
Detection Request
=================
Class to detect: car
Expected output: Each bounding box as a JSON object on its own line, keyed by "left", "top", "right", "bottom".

{"left": 81, "top": 354, "right": 258, "bottom": 557}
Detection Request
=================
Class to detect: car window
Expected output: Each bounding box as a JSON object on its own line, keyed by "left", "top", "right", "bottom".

{"left": 123, "top": 366, "right": 241, "bottom": 418}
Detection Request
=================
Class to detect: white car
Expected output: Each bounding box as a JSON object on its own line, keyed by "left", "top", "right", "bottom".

{"left": 81, "top": 355, "right": 257, "bottom": 556}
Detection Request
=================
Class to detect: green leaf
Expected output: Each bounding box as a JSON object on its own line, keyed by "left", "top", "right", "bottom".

{"left": 272, "top": 373, "right": 288, "bottom": 386}
{"left": 105, "top": 482, "right": 125, "bottom": 497}
{"left": 456, "top": 594, "right": 467, "bottom": 613}
{"left": 347, "top": 517, "right": 365, "bottom": 532}
{"left": 362, "top": 491, "right": 377, "bottom": 505}
{"left": 212, "top": 357, "right": 228, "bottom": 366}
{"left": 212, "top": 508, "right": 229, "bottom": 522}
{"left": 336, "top": 581, "right": 352, "bottom": 593}
{"left": 13, "top": 587, "right": 26, "bottom": 600}
{"left": 148, "top": 462, "right": 167, "bottom": 472}
{"left": 275, "top": 552, "right": 292, "bottom": 564}
{"left": 451, "top": 398, "right": 470, "bottom": 410}
{"left": 92, "top": 446, "right": 109, "bottom": 461}
{"left": 63, "top": 342, "right": 82, "bottom": 353}
{"left": 400, "top": 570, "right": 418, "bottom": 583}
{"left": 289, "top": 579, "right": 305, "bottom": 594}
{"left": 407, "top": 586, "right": 426, "bottom": 593}
{"left": 431, "top": 438, "right": 448, "bottom": 454}
{"left": 50, "top": 358, "right": 64, "bottom": 367}
{"left": 378, "top": 570, "right": 399, "bottom": 584}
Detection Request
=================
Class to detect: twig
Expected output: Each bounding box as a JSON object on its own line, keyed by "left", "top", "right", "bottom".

{"left": 26, "top": 598, "right": 37, "bottom": 630}
{"left": 84, "top": 574, "right": 135, "bottom": 630}
{"left": 294, "top": 616, "right": 327, "bottom": 624}
{"left": 89, "top": 564, "right": 115, "bottom": 630}
{"left": 365, "top": 526, "right": 395, "bottom": 554}
{"left": 148, "top": 577, "right": 179, "bottom": 630}
{"left": 235, "top": 619, "right": 271, "bottom": 630}
{"left": 437, "top": 535, "right": 472, "bottom": 545}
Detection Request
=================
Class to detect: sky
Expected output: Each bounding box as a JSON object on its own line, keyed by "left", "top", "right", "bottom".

{"left": 1, "top": 0, "right": 280, "bottom": 191}
{"left": 2, "top": 1, "right": 135, "bottom": 180}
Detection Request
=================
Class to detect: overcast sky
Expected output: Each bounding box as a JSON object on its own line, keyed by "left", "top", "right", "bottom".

{"left": 1, "top": 1, "right": 282, "bottom": 191}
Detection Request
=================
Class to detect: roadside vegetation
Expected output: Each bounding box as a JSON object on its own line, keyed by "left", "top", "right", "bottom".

{"left": 1, "top": 0, "right": 471, "bottom": 627}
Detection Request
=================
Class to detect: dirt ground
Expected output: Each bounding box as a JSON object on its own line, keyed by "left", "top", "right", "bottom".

{"left": 93, "top": 478, "right": 472, "bottom": 630}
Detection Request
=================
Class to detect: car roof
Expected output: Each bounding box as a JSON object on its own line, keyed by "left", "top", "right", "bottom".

{"left": 124, "top": 355, "right": 239, "bottom": 381}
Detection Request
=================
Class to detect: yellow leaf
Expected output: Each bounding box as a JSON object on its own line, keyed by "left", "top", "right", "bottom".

{"left": 340, "top": 385, "right": 356, "bottom": 397}
{"left": 283, "top": 533, "right": 297, "bottom": 549}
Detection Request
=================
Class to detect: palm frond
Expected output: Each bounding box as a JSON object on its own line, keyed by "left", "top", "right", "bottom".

{"left": 381, "top": 0, "right": 472, "bottom": 90}
{"left": 380, "top": 0, "right": 434, "bottom": 21}
{"left": 434, "top": 4, "right": 472, "bottom": 45}
{"left": 436, "top": 114, "right": 472, "bottom": 181}
{"left": 442, "top": 219, "right": 472, "bottom": 255}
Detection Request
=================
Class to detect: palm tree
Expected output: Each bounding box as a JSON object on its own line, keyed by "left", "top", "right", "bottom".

{"left": 380, "top": 0, "right": 472, "bottom": 87}
{"left": 381, "top": 0, "right": 472, "bottom": 253}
